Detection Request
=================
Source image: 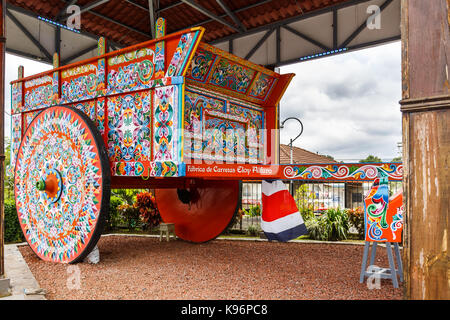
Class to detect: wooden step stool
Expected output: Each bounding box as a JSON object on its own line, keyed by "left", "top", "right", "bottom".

{"left": 159, "top": 223, "right": 176, "bottom": 242}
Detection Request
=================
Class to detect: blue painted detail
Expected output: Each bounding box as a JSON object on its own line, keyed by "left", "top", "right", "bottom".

{"left": 178, "top": 162, "right": 186, "bottom": 177}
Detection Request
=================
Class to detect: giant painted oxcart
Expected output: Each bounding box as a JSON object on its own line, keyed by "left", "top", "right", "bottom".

{"left": 9, "top": 19, "right": 404, "bottom": 264}
{"left": 9, "top": 19, "right": 295, "bottom": 263}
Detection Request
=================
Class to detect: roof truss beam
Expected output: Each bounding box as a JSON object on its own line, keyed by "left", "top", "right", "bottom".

{"left": 244, "top": 28, "right": 275, "bottom": 60}
{"left": 55, "top": 0, "right": 78, "bottom": 20}
{"left": 148, "top": 0, "right": 156, "bottom": 39}
{"left": 58, "top": 0, "right": 110, "bottom": 21}
{"left": 6, "top": 3, "right": 124, "bottom": 54}
{"left": 340, "top": 0, "right": 394, "bottom": 47}
{"left": 6, "top": 47, "right": 52, "bottom": 64}
{"left": 58, "top": 0, "right": 150, "bottom": 38}
{"left": 215, "top": 0, "right": 247, "bottom": 32}
{"left": 79, "top": 0, "right": 110, "bottom": 14}
{"left": 180, "top": 0, "right": 241, "bottom": 33}
{"left": 61, "top": 44, "right": 98, "bottom": 65}
{"left": 282, "top": 25, "right": 331, "bottom": 52}
{"left": 210, "top": 0, "right": 374, "bottom": 44}
{"left": 171, "top": 0, "right": 272, "bottom": 33}
{"left": 6, "top": 9, "right": 53, "bottom": 61}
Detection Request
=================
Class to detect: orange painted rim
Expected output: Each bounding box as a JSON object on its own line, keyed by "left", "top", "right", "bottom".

{"left": 155, "top": 180, "right": 240, "bottom": 243}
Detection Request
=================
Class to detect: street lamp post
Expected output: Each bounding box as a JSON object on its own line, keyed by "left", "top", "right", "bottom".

{"left": 280, "top": 117, "right": 304, "bottom": 163}
{"left": 280, "top": 117, "right": 304, "bottom": 195}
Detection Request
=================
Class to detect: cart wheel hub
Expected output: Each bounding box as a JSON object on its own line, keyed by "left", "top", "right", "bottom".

{"left": 37, "top": 169, "right": 63, "bottom": 203}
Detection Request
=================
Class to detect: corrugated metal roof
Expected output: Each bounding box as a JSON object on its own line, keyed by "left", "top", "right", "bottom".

{"left": 7, "top": 0, "right": 350, "bottom": 47}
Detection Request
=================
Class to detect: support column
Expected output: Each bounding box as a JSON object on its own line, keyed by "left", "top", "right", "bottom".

{"left": 0, "top": 0, "right": 7, "bottom": 282}
{"left": 400, "top": 0, "right": 449, "bottom": 299}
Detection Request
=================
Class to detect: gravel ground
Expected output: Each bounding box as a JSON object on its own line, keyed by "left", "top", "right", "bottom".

{"left": 19, "top": 235, "right": 404, "bottom": 300}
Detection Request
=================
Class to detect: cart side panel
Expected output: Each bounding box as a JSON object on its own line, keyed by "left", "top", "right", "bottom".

{"left": 150, "top": 84, "right": 184, "bottom": 177}
{"left": 60, "top": 62, "right": 100, "bottom": 104}
{"left": 10, "top": 113, "right": 21, "bottom": 175}
{"left": 185, "top": 43, "right": 283, "bottom": 107}
{"left": 23, "top": 75, "right": 55, "bottom": 112}
{"left": 183, "top": 42, "right": 291, "bottom": 165}
{"left": 183, "top": 86, "right": 265, "bottom": 164}
{"left": 106, "top": 90, "right": 153, "bottom": 177}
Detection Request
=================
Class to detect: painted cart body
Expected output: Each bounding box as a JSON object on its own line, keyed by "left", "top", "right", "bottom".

{"left": 10, "top": 26, "right": 293, "bottom": 184}
{"left": 9, "top": 21, "right": 404, "bottom": 263}
{"left": 9, "top": 23, "right": 295, "bottom": 263}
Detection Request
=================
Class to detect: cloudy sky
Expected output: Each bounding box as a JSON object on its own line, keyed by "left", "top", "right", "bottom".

{"left": 3, "top": 40, "right": 402, "bottom": 162}
{"left": 279, "top": 41, "right": 402, "bottom": 162}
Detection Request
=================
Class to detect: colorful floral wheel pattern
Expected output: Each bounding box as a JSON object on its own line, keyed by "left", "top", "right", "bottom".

{"left": 14, "top": 106, "right": 110, "bottom": 263}
{"left": 155, "top": 180, "right": 240, "bottom": 243}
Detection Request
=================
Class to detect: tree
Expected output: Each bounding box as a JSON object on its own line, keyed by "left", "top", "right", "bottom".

{"left": 4, "top": 137, "right": 14, "bottom": 202}
{"left": 359, "top": 155, "right": 382, "bottom": 163}
{"left": 392, "top": 156, "right": 402, "bottom": 162}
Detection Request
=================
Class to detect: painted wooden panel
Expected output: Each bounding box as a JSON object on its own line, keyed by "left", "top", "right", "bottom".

{"left": 185, "top": 43, "right": 280, "bottom": 105}
{"left": 363, "top": 178, "right": 404, "bottom": 243}
{"left": 184, "top": 87, "right": 264, "bottom": 164}
{"left": 24, "top": 75, "right": 54, "bottom": 111}
{"left": 60, "top": 63, "right": 100, "bottom": 104}
{"left": 107, "top": 90, "right": 152, "bottom": 177}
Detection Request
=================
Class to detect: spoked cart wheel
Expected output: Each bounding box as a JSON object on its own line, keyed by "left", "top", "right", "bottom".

{"left": 14, "top": 106, "right": 110, "bottom": 263}
{"left": 155, "top": 180, "right": 241, "bottom": 243}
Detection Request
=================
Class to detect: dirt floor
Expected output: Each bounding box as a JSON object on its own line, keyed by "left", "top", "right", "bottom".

{"left": 19, "top": 235, "right": 404, "bottom": 300}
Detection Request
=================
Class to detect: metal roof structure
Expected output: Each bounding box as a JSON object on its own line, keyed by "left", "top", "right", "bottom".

{"left": 5, "top": 0, "right": 400, "bottom": 68}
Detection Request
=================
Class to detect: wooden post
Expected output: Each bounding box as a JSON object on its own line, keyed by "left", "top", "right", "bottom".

{"left": 0, "top": 0, "right": 6, "bottom": 278}
{"left": 400, "top": 0, "right": 450, "bottom": 299}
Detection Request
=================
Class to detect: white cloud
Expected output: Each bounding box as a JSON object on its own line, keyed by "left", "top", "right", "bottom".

{"left": 279, "top": 41, "right": 402, "bottom": 162}
{"left": 3, "top": 53, "right": 52, "bottom": 141}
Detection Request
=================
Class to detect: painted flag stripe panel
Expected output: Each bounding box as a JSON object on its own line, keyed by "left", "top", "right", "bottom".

{"left": 261, "top": 211, "right": 304, "bottom": 234}
{"left": 264, "top": 223, "right": 308, "bottom": 242}
{"left": 262, "top": 190, "right": 300, "bottom": 222}
{"left": 261, "top": 180, "right": 308, "bottom": 242}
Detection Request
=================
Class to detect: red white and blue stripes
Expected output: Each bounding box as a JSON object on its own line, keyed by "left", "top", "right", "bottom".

{"left": 261, "top": 180, "right": 308, "bottom": 242}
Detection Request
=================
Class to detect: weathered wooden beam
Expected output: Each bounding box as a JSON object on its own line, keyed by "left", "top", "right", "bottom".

{"left": 0, "top": 0, "right": 5, "bottom": 279}
{"left": 400, "top": 0, "right": 450, "bottom": 300}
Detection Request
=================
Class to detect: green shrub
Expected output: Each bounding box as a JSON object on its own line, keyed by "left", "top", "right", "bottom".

{"left": 305, "top": 217, "right": 326, "bottom": 240}
{"left": 347, "top": 207, "right": 365, "bottom": 239}
{"left": 305, "top": 208, "right": 350, "bottom": 241}
{"left": 299, "top": 205, "right": 315, "bottom": 221}
{"left": 105, "top": 196, "right": 124, "bottom": 231}
{"left": 243, "top": 205, "right": 261, "bottom": 217}
{"left": 118, "top": 203, "right": 141, "bottom": 230}
{"left": 246, "top": 224, "right": 260, "bottom": 237}
{"left": 4, "top": 201, "right": 25, "bottom": 243}
{"left": 322, "top": 208, "right": 350, "bottom": 241}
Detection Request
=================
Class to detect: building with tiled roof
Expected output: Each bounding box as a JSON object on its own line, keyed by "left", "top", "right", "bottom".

{"left": 279, "top": 144, "right": 336, "bottom": 164}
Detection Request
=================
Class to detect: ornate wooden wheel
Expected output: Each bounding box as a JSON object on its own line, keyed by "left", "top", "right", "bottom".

{"left": 14, "top": 106, "right": 110, "bottom": 263}
{"left": 155, "top": 180, "right": 241, "bottom": 243}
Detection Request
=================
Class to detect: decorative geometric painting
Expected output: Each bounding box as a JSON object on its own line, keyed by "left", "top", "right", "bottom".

{"left": 184, "top": 87, "right": 264, "bottom": 163}
{"left": 14, "top": 106, "right": 109, "bottom": 263}
{"left": 107, "top": 91, "right": 152, "bottom": 176}
{"left": 364, "top": 178, "right": 404, "bottom": 243}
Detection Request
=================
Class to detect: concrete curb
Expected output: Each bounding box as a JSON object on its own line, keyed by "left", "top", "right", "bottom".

{"left": 0, "top": 243, "right": 46, "bottom": 300}
{"left": 102, "top": 232, "right": 402, "bottom": 248}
